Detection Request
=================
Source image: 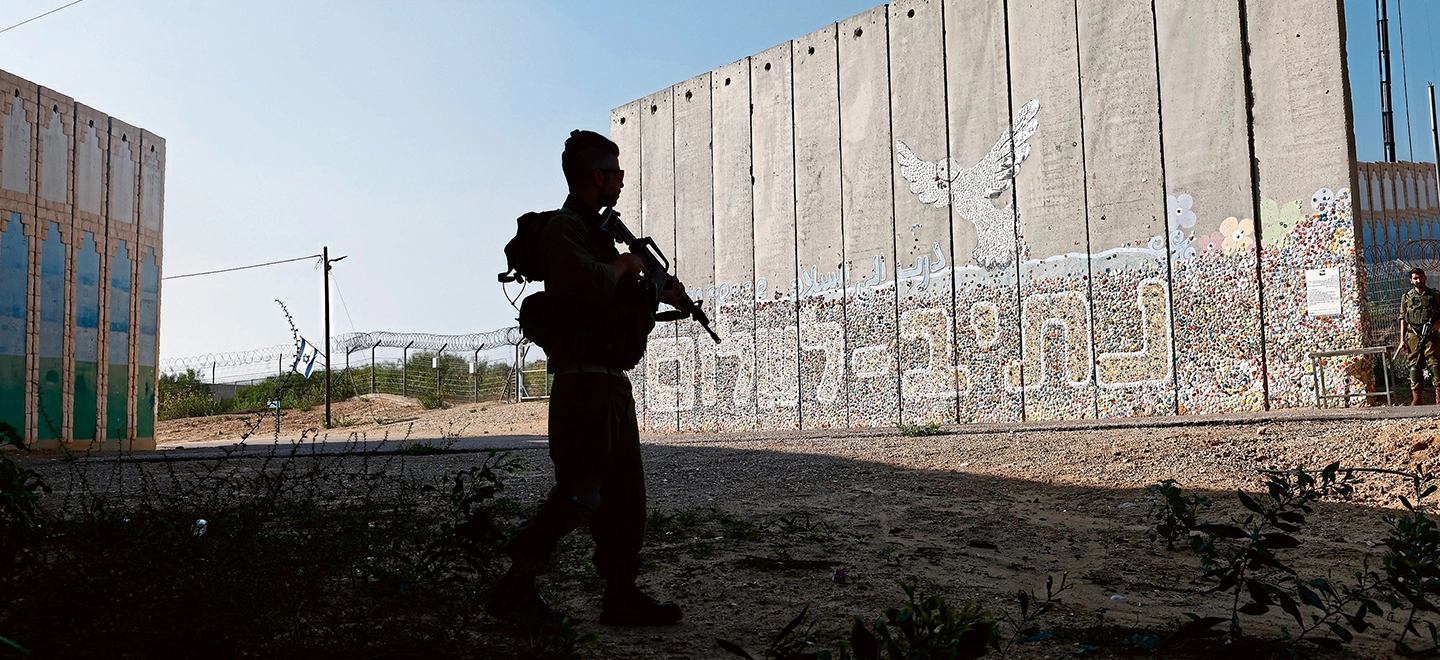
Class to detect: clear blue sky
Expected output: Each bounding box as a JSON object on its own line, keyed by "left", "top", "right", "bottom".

{"left": 0, "top": 0, "right": 1430, "bottom": 362}
{"left": 1347, "top": 0, "right": 1440, "bottom": 163}
{"left": 0, "top": 0, "right": 877, "bottom": 361}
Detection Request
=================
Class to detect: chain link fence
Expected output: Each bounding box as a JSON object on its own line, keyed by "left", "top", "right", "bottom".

{"left": 158, "top": 328, "right": 549, "bottom": 419}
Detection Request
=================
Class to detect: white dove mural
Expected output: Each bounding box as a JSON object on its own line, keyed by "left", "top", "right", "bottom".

{"left": 895, "top": 99, "right": 1040, "bottom": 269}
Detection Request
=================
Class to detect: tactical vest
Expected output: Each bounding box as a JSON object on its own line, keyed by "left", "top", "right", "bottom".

{"left": 517, "top": 208, "right": 657, "bottom": 371}
{"left": 1404, "top": 287, "right": 1440, "bottom": 328}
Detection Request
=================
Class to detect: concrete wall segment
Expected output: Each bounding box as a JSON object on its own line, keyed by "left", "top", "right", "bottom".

{"left": 710, "top": 58, "right": 756, "bottom": 432}
{"left": 638, "top": 88, "right": 679, "bottom": 433}
{"left": 792, "top": 24, "right": 848, "bottom": 430}
{"left": 672, "top": 72, "right": 715, "bottom": 433}
{"left": 838, "top": 6, "right": 898, "bottom": 428}
{"left": 1005, "top": 0, "right": 1096, "bottom": 421}
{"left": 750, "top": 43, "right": 801, "bottom": 431}
{"left": 1155, "top": 0, "right": 1265, "bottom": 416}
{"left": 888, "top": 0, "right": 958, "bottom": 426}
{"left": 1243, "top": 0, "right": 1363, "bottom": 408}
{"left": 609, "top": 102, "right": 648, "bottom": 430}
{"left": 944, "top": 0, "right": 1022, "bottom": 424}
{"left": 1076, "top": 0, "right": 1176, "bottom": 419}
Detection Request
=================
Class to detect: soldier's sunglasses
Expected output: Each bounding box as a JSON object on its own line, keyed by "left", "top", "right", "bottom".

{"left": 598, "top": 168, "right": 625, "bottom": 183}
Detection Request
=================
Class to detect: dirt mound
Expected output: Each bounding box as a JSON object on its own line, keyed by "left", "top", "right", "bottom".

{"left": 157, "top": 397, "right": 548, "bottom": 444}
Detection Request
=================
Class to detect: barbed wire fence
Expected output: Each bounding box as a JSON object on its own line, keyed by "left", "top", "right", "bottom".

{"left": 160, "top": 327, "right": 553, "bottom": 405}
{"left": 1365, "top": 239, "right": 1440, "bottom": 350}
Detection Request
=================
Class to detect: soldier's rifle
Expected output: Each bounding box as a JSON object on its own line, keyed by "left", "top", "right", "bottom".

{"left": 1407, "top": 318, "right": 1436, "bottom": 378}
{"left": 599, "top": 207, "right": 722, "bottom": 344}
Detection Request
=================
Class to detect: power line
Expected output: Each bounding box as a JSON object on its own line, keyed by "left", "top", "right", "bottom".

{"left": 0, "top": 0, "right": 88, "bottom": 36}
{"left": 1398, "top": 0, "right": 1415, "bottom": 160}
{"left": 164, "top": 253, "right": 322, "bottom": 281}
{"left": 329, "top": 269, "right": 358, "bottom": 334}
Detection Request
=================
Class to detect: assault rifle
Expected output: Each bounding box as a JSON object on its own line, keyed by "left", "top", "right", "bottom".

{"left": 599, "top": 207, "right": 721, "bottom": 344}
{"left": 1408, "top": 319, "right": 1436, "bottom": 380}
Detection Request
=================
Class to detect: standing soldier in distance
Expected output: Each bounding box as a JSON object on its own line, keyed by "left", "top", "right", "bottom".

{"left": 1400, "top": 267, "right": 1440, "bottom": 405}
{"left": 487, "top": 130, "right": 685, "bottom": 626}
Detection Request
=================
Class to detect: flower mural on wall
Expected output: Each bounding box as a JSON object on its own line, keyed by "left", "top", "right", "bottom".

{"left": 1168, "top": 194, "right": 1196, "bottom": 232}
{"left": 1198, "top": 231, "right": 1225, "bottom": 258}
{"left": 1220, "top": 217, "right": 1255, "bottom": 255}
{"left": 1260, "top": 198, "right": 1302, "bottom": 249}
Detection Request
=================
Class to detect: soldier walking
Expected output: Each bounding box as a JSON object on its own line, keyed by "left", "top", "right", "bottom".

{"left": 487, "top": 130, "right": 685, "bottom": 626}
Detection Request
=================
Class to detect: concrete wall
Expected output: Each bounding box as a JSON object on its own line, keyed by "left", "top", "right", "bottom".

{"left": 0, "top": 69, "right": 164, "bottom": 450}
{"left": 614, "top": 0, "right": 1362, "bottom": 431}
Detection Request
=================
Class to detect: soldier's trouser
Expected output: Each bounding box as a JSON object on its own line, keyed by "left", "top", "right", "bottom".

{"left": 504, "top": 372, "right": 646, "bottom": 583}
{"left": 1407, "top": 332, "right": 1440, "bottom": 388}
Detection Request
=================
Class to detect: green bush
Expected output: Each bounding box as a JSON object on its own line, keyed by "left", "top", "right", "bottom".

{"left": 158, "top": 368, "right": 361, "bottom": 421}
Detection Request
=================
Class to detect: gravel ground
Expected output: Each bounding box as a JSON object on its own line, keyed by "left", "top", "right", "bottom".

{"left": 81, "top": 405, "right": 1440, "bottom": 656}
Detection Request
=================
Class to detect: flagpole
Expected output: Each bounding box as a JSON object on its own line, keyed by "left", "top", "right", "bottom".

{"left": 324, "top": 245, "right": 332, "bottom": 429}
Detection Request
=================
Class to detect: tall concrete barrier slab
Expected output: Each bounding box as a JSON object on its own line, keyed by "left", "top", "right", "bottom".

{"left": 673, "top": 73, "right": 715, "bottom": 433}
{"left": 944, "top": 0, "right": 1022, "bottom": 424}
{"left": 889, "top": 0, "right": 958, "bottom": 427}
{"left": 710, "top": 58, "right": 757, "bottom": 433}
{"left": 1155, "top": 1, "right": 1265, "bottom": 415}
{"left": 610, "top": 101, "right": 646, "bottom": 427}
{"left": 838, "top": 6, "right": 898, "bottom": 428}
{"left": 1244, "top": 0, "right": 1363, "bottom": 409}
{"left": 751, "top": 44, "right": 801, "bottom": 431}
{"left": 792, "top": 25, "right": 848, "bottom": 430}
{"left": 1077, "top": 0, "right": 1176, "bottom": 419}
{"left": 639, "top": 89, "right": 679, "bottom": 433}
{"left": 1006, "top": 0, "right": 1096, "bottom": 421}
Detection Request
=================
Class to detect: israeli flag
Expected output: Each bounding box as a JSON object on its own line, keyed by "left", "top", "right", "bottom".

{"left": 292, "top": 338, "right": 321, "bottom": 378}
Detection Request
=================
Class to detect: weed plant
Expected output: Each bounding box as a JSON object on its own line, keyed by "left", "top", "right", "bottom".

{"left": 0, "top": 414, "right": 602, "bottom": 658}
{"left": 897, "top": 422, "right": 945, "bottom": 437}
{"left": 1144, "top": 462, "right": 1440, "bottom": 654}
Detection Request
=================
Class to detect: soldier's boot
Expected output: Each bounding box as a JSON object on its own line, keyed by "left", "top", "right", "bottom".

{"left": 1414, "top": 388, "right": 1425, "bottom": 406}
{"left": 599, "top": 582, "right": 682, "bottom": 626}
{"left": 486, "top": 560, "right": 564, "bottom": 625}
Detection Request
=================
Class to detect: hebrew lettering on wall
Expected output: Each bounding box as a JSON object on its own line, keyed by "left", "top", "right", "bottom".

{"left": 619, "top": 1, "right": 1361, "bottom": 431}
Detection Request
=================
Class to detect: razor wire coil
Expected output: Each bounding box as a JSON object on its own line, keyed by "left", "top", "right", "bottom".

{"left": 333, "top": 328, "right": 526, "bottom": 355}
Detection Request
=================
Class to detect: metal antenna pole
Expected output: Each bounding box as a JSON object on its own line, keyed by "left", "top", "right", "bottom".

{"left": 323, "top": 245, "right": 332, "bottom": 429}
{"left": 1379, "top": 0, "right": 1397, "bottom": 162}
{"left": 1431, "top": 83, "right": 1439, "bottom": 191}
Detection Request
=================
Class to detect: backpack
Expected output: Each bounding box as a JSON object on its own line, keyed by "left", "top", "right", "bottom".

{"left": 501, "top": 208, "right": 657, "bottom": 369}
{"left": 498, "top": 210, "right": 562, "bottom": 283}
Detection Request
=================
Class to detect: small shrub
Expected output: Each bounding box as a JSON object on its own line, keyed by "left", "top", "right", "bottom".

{"left": 1145, "top": 479, "right": 1211, "bottom": 550}
{"left": 897, "top": 422, "right": 945, "bottom": 437}
{"left": 851, "top": 580, "right": 997, "bottom": 660}
{"left": 418, "top": 391, "right": 447, "bottom": 410}
{"left": 0, "top": 422, "right": 49, "bottom": 555}
{"left": 1149, "top": 464, "right": 1387, "bottom": 650}
{"left": 718, "top": 606, "right": 835, "bottom": 660}
{"left": 402, "top": 439, "right": 453, "bottom": 456}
